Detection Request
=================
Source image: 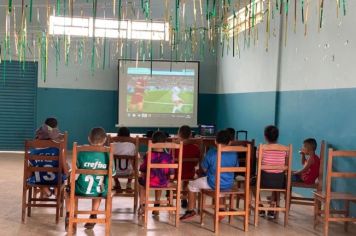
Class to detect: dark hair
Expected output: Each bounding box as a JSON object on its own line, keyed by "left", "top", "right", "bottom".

{"left": 45, "top": 117, "right": 58, "bottom": 128}
{"left": 226, "top": 127, "right": 236, "bottom": 140}
{"left": 178, "top": 125, "right": 191, "bottom": 139}
{"left": 264, "top": 125, "right": 279, "bottom": 143}
{"left": 152, "top": 131, "right": 167, "bottom": 144}
{"left": 304, "top": 138, "right": 317, "bottom": 151}
{"left": 117, "top": 127, "right": 130, "bottom": 137}
{"left": 216, "top": 130, "right": 232, "bottom": 145}
{"left": 89, "top": 127, "right": 107, "bottom": 144}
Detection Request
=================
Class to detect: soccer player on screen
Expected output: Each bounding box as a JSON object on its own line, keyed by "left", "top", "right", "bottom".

{"left": 129, "top": 78, "right": 145, "bottom": 112}
{"left": 171, "top": 85, "right": 184, "bottom": 113}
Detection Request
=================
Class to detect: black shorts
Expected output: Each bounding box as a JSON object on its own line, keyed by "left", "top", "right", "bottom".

{"left": 260, "top": 171, "right": 286, "bottom": 189}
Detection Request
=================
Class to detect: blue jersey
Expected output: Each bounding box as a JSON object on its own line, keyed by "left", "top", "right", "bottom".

{"left": 201, "top": 148, "right": 238, "bottom": 190}
{"left": 28, "top": 147, "right": 66, "bottom": 185}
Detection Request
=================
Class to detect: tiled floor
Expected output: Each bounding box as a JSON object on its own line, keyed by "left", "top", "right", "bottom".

{"left": 0, "top": 153, "right": 354, "bottom": 236}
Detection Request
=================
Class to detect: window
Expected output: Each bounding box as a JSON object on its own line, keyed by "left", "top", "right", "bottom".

{"left": 49, "top": 15, "right": 169, "bottom": 41}
{"left": 227, "top": 0, "right": 264, "bottom": 37}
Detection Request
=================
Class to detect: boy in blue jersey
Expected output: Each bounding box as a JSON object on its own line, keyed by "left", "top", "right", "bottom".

{"left": 180, "top": 130, "right": 238, "bottom": 220}
{"left": 28, "top": 117, "right": 69, "bottom": 197}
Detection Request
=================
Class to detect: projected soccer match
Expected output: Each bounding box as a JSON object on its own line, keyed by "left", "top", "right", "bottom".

{"left": 118, "top": 60, "right": 199, "bottom": 127}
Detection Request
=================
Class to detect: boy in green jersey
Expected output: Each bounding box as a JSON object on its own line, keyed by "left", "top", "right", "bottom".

{"left": 65, "top": 127, "right": 114, "bottom": 231}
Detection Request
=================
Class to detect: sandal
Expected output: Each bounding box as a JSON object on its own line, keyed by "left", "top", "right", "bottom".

{"left": 84, "top": 214, "right": 97, "bottom": 229}
{"left": 138, "top": 204, "right": 145, "bottom": 216}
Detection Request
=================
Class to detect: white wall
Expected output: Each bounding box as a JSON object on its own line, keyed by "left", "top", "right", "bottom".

{"left": 216, "top": 0, "right": 356, "bottom": 94}
{"left": 279, "top": 0, "right": 356, "bottom": 91}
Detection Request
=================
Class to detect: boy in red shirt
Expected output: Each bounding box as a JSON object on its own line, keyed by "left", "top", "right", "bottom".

{"left": 292, "top": 138, "right": 320, "bottom": 185}
{"left": 175, "top": 125, "right": 201, "bottom": 208}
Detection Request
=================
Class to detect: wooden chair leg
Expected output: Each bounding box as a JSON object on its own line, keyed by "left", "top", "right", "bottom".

{"left": 324, "top": 200, "right": 330, "bottom": 236}
{"left": 314, "top": 198, "right": 322, "bottom": 229}
{"left": 105, "top": 198, "right": 112, "bottom": 236}
{"left": 275, "top": 192, "right": 280, "bottom": 220}
{"left": 254, "top": 191, "right": 259, "bottom": 227}
{"left": 229, "top": 194, "right": 234, "bottom": 224}
{"left": 214, "top": 197, "right": 220, "bottom": 234}
{"left": 200, "top": 192, "right": 205, "bottom": 225}
{"left": 21, "top": 187, "right": 27, "bottom": 223}
{"left": 284, "top": 192, "right": 290, "bottom": 227}
{"left": 344, "top": 200, "right": 349, "bottom": 232}
{"left": 60, "top": 189, "right": 64, "bottom": 217}
{"left": 244, "top": 191, "right": 249, "bottom": 232}
{"left": 133, "top": 179, "right": 138, "bottom": 214}
{"left": 27, "top": 187, "right": 32, "bottom": 217}
{"left": 74, "top": 198, "right": 78, "bottom": 231}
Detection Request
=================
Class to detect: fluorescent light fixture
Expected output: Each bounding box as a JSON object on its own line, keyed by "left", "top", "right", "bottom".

{"left": 227, "top": 0, "right": 264, "bottom": 37}
{"left": 49, "top": 15, "right": 169, "bottom": 41}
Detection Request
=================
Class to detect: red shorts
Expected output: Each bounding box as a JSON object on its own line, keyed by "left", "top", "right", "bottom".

{"left": 131, "top": 94, "right": 143, "bottom": 104}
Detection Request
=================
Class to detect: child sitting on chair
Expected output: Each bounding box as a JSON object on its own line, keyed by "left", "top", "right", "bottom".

{"left": 65, "top": 127, "right": 114, "bottom": 231}
{"left": 138, "top": 131, "right": 174, "bottom": 216}
{"left": 29, "top": 117, "right": 69, "bottom": 197}
{"left": 176, "top": 125, "right": 201, "bottom": 208}
{"left": 180, "top": 130, "right": 238, "bottom": 220}
{"left": 35, "top": 117, "right": 64, "bottom": 142}
{"left": 112, "top": 126, "right": 136, "bottom": 192}
{"left": 258, "top": 125, "right": 287, "bottom": 219}
{"left": 292, "top": 138, "right": 320, "bottom": 185}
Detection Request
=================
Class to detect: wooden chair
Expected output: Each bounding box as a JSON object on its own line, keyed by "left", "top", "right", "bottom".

{"left": 173, "top": 138, "right": 203, "bottom": 206}
{"left": 253, "top": 144, "right": 293, "bottom": 227}
{"left": 68, "top": 143, "right": 114, "bottom": 236}
{"left": 290, "top": 140, "right": 326, "bottom": 207}
{"left": 107, "top": 135, "right": 139, "bottom": 213}
{"left": 200, "top": 144, "right": 251, "bottom": 233}
{"left": 313, "top": 149, "right": 356, "bottom": 236}
{"left": 230, "top": 140, "right": 255, "bottom": 208}
{"left": 21, "top": 138, "right": 66, "bottom": 223}
{"left": 143, "top": 141, "right": 183, "bottom": 228}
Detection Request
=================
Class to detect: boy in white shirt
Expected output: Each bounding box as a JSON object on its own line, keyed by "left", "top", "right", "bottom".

{"left": 112, "top": 127, "right": 136, "bottom": 192}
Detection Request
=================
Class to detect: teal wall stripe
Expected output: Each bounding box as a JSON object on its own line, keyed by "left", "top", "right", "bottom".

{"left": 37, "top": 88, "right": 118, "bottom": 147}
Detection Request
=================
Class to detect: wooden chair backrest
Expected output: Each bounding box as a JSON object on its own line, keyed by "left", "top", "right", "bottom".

{"left": 171, "top": 138, "right": 203, "bottom": 162}
{"left": 215, "top": 144, "right": 251, "bottom": 194}
{"left": 24, "top": 139, "right": 65, "bottom": 188}
{"left": 317, "top": 140, "right": 326, "bottom": 191}
{"left": 230, "top": 139, "right": 256, "bottom": 174}
{"left": 70, "top": 143, "right": 113, "bottom": 196}
{"left": 107, "top": 135, "right": 139, "bottom": 159}
{"left": 146, "top": 141, "right": 183, "bottom": 182}
{"left": 256, "top": 144, "right": 293, "bottom": 190}
{"left": 325, "top": 149, "right": 356, "bottom": 196}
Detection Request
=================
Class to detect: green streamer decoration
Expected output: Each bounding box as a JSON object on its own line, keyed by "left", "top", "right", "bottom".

{"left": 103, "top": 37, "right": 107, "bottom": 70}
{"left": 91, "top": 0, "right": 97, "bottom": 76}
{"left": 65, "top": 36, "right": 70, "bottom": 66}
{"left": 78, "top": 40, "right": 84, "bottom": 65}
{"left": 175, "top": 0, "right": 180, "bottom": 46}
{"left": 56, "top": 0, "right": 60, "bottom": 16}
{"left": 301, "top": 0, "right": 304, "bottom": 23}
{"left": 294, "top": 0, "right": 297, "bottom": 33}
{"left": 118, "top": 0, "right": 122, "bottom": 19}
{"left": 319, "top": 0, "right": 324, "bottom": 28}
{"left": 40, "top": 32, "right": 47, "bottom": 82}
{"left": 8, "top": 0, "right": 12, "bottom": 13}
{"left": 285, "top": 0, "right": 289, "bottom": 46}
{"left": 54, "top": 37, "right": 60, "bottom": 76}
{"left": 342, "top": 0, "right": 346, "bottom": 16}
{"left": 29, "top": 0, "right": 33, "bottom": 22}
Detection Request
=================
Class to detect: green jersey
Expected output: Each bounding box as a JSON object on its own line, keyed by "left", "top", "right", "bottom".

{"left": 75, "top": 151, "right": 114, "bottom": 197}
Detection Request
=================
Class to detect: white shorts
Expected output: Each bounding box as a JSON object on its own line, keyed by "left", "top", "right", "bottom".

{"left": 188, "top": 177, "right": 211, "bottom": 193}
